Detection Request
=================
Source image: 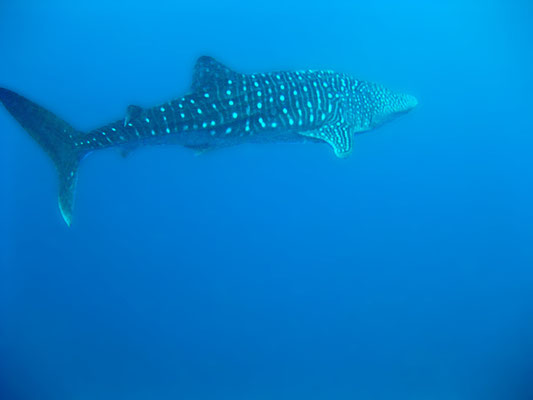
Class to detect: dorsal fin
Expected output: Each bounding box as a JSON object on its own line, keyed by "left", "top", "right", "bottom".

{"left": 124, "top": 104, "right": 143, "bottom": 126}
{"left": 192, "top": 56, "right": 240, "bottom": 92}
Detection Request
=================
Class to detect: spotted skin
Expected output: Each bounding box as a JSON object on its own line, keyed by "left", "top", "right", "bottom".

{"left": 74, "top": 56, "right": 417, "bottom": 157}
{"left": 0, "top": 56, "right": 417, "bottom": 226}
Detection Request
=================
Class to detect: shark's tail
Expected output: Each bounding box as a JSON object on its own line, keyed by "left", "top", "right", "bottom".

{"left": 0, "top": 87, "right": 89, "bottom": 226}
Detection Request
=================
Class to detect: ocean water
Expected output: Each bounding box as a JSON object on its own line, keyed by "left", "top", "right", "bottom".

{"left": 1, "top": 1, "right": 532, "bottom": 399}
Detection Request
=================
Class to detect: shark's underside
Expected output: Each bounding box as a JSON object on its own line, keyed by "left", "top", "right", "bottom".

{"left": 0, "top": 56, "right": 417, "bottom": 226}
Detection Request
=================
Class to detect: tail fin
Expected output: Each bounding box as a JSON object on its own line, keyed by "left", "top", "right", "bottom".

{"left": 0, "top": 87, "right": 88, "bottom": 226}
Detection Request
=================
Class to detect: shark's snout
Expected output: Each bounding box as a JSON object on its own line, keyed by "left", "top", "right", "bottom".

{"left": 405, "top": 94, "right": 418, "bottom": 110}
{"left": 395, "top": 93, "right": 418, "bottom": 114}
{"left": 367, "top": 89, "right": 418, "bottom": 128}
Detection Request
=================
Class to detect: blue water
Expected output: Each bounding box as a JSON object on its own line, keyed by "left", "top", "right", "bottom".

{"left": 1, "top": 1, "right": 532, "bottom": 399}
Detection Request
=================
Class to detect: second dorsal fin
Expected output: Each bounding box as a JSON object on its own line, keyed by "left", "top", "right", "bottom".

{"left": 192, "top": 56, "right": 240, "bottom": 92}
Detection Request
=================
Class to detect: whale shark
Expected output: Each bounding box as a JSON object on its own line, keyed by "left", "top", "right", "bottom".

{"left": 0, "top": 56, "right": 417, "bottom": 226}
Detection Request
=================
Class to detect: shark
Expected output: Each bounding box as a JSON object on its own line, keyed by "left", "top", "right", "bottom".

{"left": 0, "top": 56, "right": 417, "bottom": 226}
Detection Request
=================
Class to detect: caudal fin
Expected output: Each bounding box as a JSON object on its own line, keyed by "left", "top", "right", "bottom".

{"left": 0, "top": 87, "right": 88, "bottom": 226}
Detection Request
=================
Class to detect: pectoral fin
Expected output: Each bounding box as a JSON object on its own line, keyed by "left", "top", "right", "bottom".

{"left": 299, "top": 124, "right": 354, "bottom": 158}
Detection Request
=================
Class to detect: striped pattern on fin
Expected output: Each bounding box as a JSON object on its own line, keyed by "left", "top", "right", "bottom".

{"left": 192, "top": 56, "right": 241, "bottom": 92}
{"left": 299, "top": 124, "right": 353, "bottom": 158}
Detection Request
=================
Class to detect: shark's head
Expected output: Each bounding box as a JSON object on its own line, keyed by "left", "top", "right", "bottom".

{"left": 359, "top": 82, "right": 418, "bottom": 129}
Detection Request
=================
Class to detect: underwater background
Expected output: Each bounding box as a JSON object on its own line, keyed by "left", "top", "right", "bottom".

{"left": 1, "top": 0, "right": 532, "bottom": 399}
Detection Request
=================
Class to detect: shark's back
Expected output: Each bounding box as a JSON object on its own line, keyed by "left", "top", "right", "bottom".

{"left": 88, "top": 57, "right": 374, "bottom": 157}
{"left": 177, "top": 56, "right": 356, "bottom": 156}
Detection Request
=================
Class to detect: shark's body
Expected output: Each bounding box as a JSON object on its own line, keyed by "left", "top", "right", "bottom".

{"left": 0, "top": 56, "right": 417, "bottom": 226}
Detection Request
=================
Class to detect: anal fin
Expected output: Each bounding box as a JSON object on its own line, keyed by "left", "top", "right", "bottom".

{"left": 120, "top": 144, "right": 138, "bottom": 158}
